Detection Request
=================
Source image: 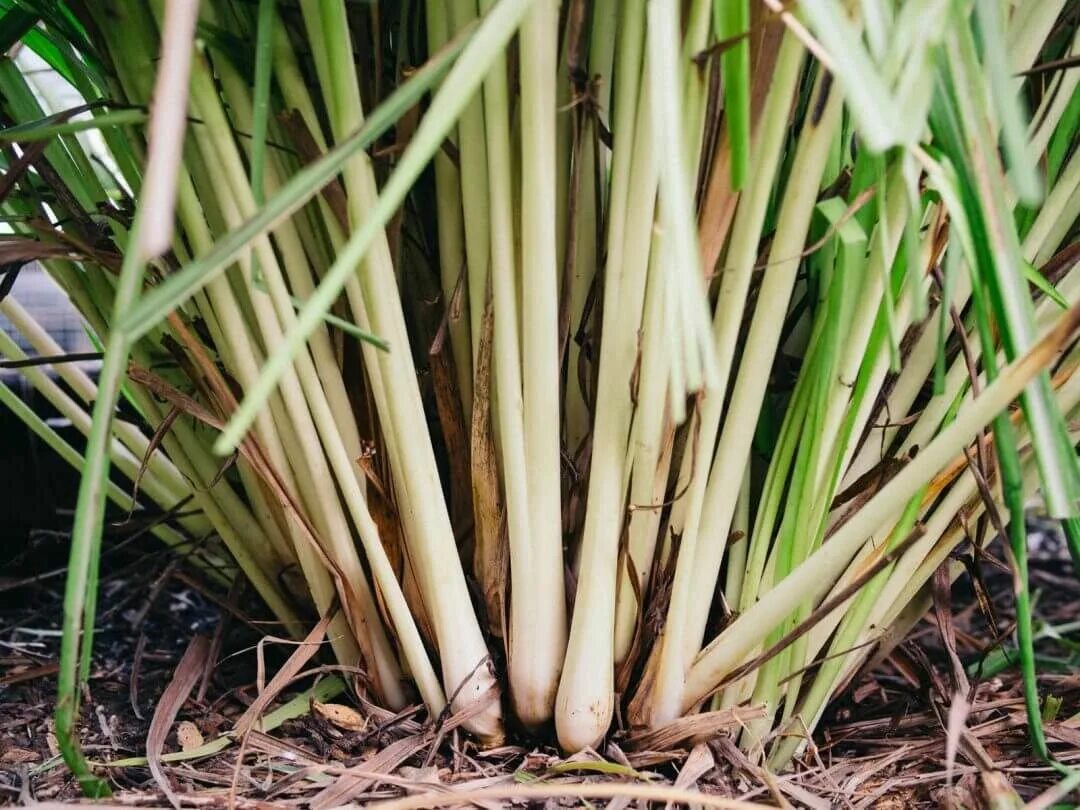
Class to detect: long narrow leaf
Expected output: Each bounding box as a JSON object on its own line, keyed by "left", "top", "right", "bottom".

{"left": 117, "top": 24, "right": 472, "bottom": 340}
{"left": 214, "top": 0, "right": 533, "bottom": 455}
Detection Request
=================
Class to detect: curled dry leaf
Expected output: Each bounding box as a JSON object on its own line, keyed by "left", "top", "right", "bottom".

{"left": 313, "top": 701, "right": 367, "bottom": 732}
{"left": 175, "top": 720, "right": 204, "bottom": 752}
{"left": 0, "top": 747, "right": 39, "bottom": 764}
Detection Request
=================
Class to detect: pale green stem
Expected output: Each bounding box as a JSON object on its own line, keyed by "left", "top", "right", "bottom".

{"left": 654, "top": 29, "right": 804, "bottom": 690}
{"left": 448, "top": 0, "right": 494, "bottom": 364}
{"left": 181, "top": 55, "right": 413, "bottom": 705}
{"left": 647, "top": 0, "right": 717, "bottom": 413}
{"left": 614, "top": 241, "right": 673, "bottom": 664}
{"left": 722, "top": 466, "right": 753, "bottom": 620}
{"left": 563, "top": 111, "right": 601, "bottom": 457}
{"left": 475, "top": 0, "right": 541, "bottom": 726}
{"left": 1006, "top": 0, "right": 1067, "bottom": 74}
{"left": 425, "top": 0, "right": 474, "bottom": 417}
{"left": 650, "top": 48, "right": 834, "bottom": 728}
{"left": 303, "top": 0, "right": 510, "bottom": 739}
{"left": 556, "top": 35, "right": 656, "bottom": 752}
{"left": 681, "top": 301, "right": 1080, "bottom": 711}
{"left": 846, "top": 140, "right": 1079, "bottom": 489}
{"left": 514, "top": 0, "right": 568, "bottom": 726}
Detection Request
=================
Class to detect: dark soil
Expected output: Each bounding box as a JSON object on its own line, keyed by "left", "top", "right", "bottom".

{"left": 1, "top": 521, "right": 1078, "bottom": 808}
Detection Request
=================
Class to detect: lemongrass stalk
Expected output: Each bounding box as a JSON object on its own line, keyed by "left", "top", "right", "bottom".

{"left": 176, "top": 38, "right": 405, "bottom": 687}
{"left": 425, "top": 0, "right": 474, "bottom": 416}
{"left": 263, "top": 18, "right": 410, "bottom": 521}
{"left": 174, "top": 174, "right": 303, "bottom": 570}
{"left": 557, "top": 42, "right": 657, "bottom": 753}
{"left": 740, "top": 388, "right": 829, "bottom": 748}
{"left": 195, "top": 288, "right": 304, "bottom": 575}
{"left": 716, "top": 0, "right": 752, "bottom": 189}
{"left": 411, "top": 0, "right": 493, "bottom": 598}
{"left": 846, "top": 148, "right": 1076, "bottom": 485}
{"left": 744, "top": 193, "right": 873, "bottom": 745}
{"left": 278, "top": 219, "right": 425, "bottom": 655}
{"left": 79, "top": 1, "right": 318, "bottom": 577}
{"left": 175, "top": 157, "right": 373, "bottom": 630}
{"left": 445, "top": 0, "right": 494, "bottom": 364}
{"left": 514, "top": 0, "right": 568, "bottom": 725}
{"left": 652, "top": 27, "right": 805, "bottom": 671}
{"left": 212, "top": 194, "right": 409, "bottom": 703}
{"left": 274, "top": 0, "right": 438, "bottom": 653}
{"left": 107, "top": 5, "right": 377, "bottom": 671}
{"left": 614, "top": 244, "right": 673, "bottom": 664}
{"left": 648, "top": 0, "right": 718, "bottom": 413}
{"left": 303, "top": 0, "right": 507, "bottom": 738}
{"left": 803, "top": 222, "right": 931, "bottom": 555}
{"left": 262, "top": 25, "right": 343, "bottom": 284}
{"left": 589, "top": 0, "right": 647, "bottom": 355}
{"left": 563, "top": 109, "right": 601, "bottom": 457}
{"left": 681, "top": 300, "right": 1080, "bottom": 712}
{"left": 678, "top": 0, "right": 715, "bottom": 181}
{"left": 809, "top": 174, "right": 907, "bottom": 490}
{"left": 843, "top": 266, "right": 964, "bottom": 486}
{"left": 553, "top": 13, "right": 572, "bottom": 291}
{"left": 473, "top": 0, "right": 543, "bottom": 726}
{"left": 51, "top": 1, "right": 199, "bottom": 786}
{"left": 208, "top": 46, "right": 371, "bottom": 489}
{"left": 1025, "top": 32, "right": 1079, "bottom": 159}
{"left": 789, "top": 392, "right": 1080, "bottom": 769}
{"left": 722, "top": 466, "right": 753, "bottom": 620}
{"left": 563, "top": 1, "right": 615, "bottom": 459}
{"left": 649, "top": 55, "right": 838, "bottom": 729}
{"left": 738, "top": 371, "right": 812, "bottom": 614}
{"left": 185, "top": 94, "right": 420, "bottom": 707}
{"left": 1006, "top": 0, "right": 1067, "bottom": 75}
{"left": 510, "top": 84, "right": 525, "bottom": 316}
{"left": 587, "top": 2, "right": 617, "bottom": 124}
{"left": 768, "top": 491, "right": 926, "bottom": 769}
{"left": 699, "top": 87, "right": 851, "bottom": 730}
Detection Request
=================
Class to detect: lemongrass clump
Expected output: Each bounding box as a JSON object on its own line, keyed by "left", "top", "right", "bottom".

{"left": 0, "top": 0, "right": 1077, "bottom": 792}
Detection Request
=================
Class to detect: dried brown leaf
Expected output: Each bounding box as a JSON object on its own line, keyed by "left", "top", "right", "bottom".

{"left": 626, "top": 704, "right": 765, "bottom": 751}
{"left": 148, "top": 635, "right": 210, "bottom": 809}
{"left": 174, "top": 720, "right": 203, "bottom": 752}
{"left": 0, "top": 747, "right": 39, "bottom": 764}
{"left": 470, "top": 294, "right": 506, "bottom": 635}
{"left": 313, "top": 701, "right": 368, "bottom": 732}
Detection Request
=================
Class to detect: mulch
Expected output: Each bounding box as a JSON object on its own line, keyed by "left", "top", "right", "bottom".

{"left": 1, "top": 524, "right": 1078, "bottom": 809}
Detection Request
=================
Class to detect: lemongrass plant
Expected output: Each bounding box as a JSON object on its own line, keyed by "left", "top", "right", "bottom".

{"left": 1, "top": 0, "right": 1078, "bottom": 793}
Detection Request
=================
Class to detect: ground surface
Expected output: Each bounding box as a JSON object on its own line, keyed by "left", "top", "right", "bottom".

{"left": 1, "top": 526, "right": 1078, "bottom": 808}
